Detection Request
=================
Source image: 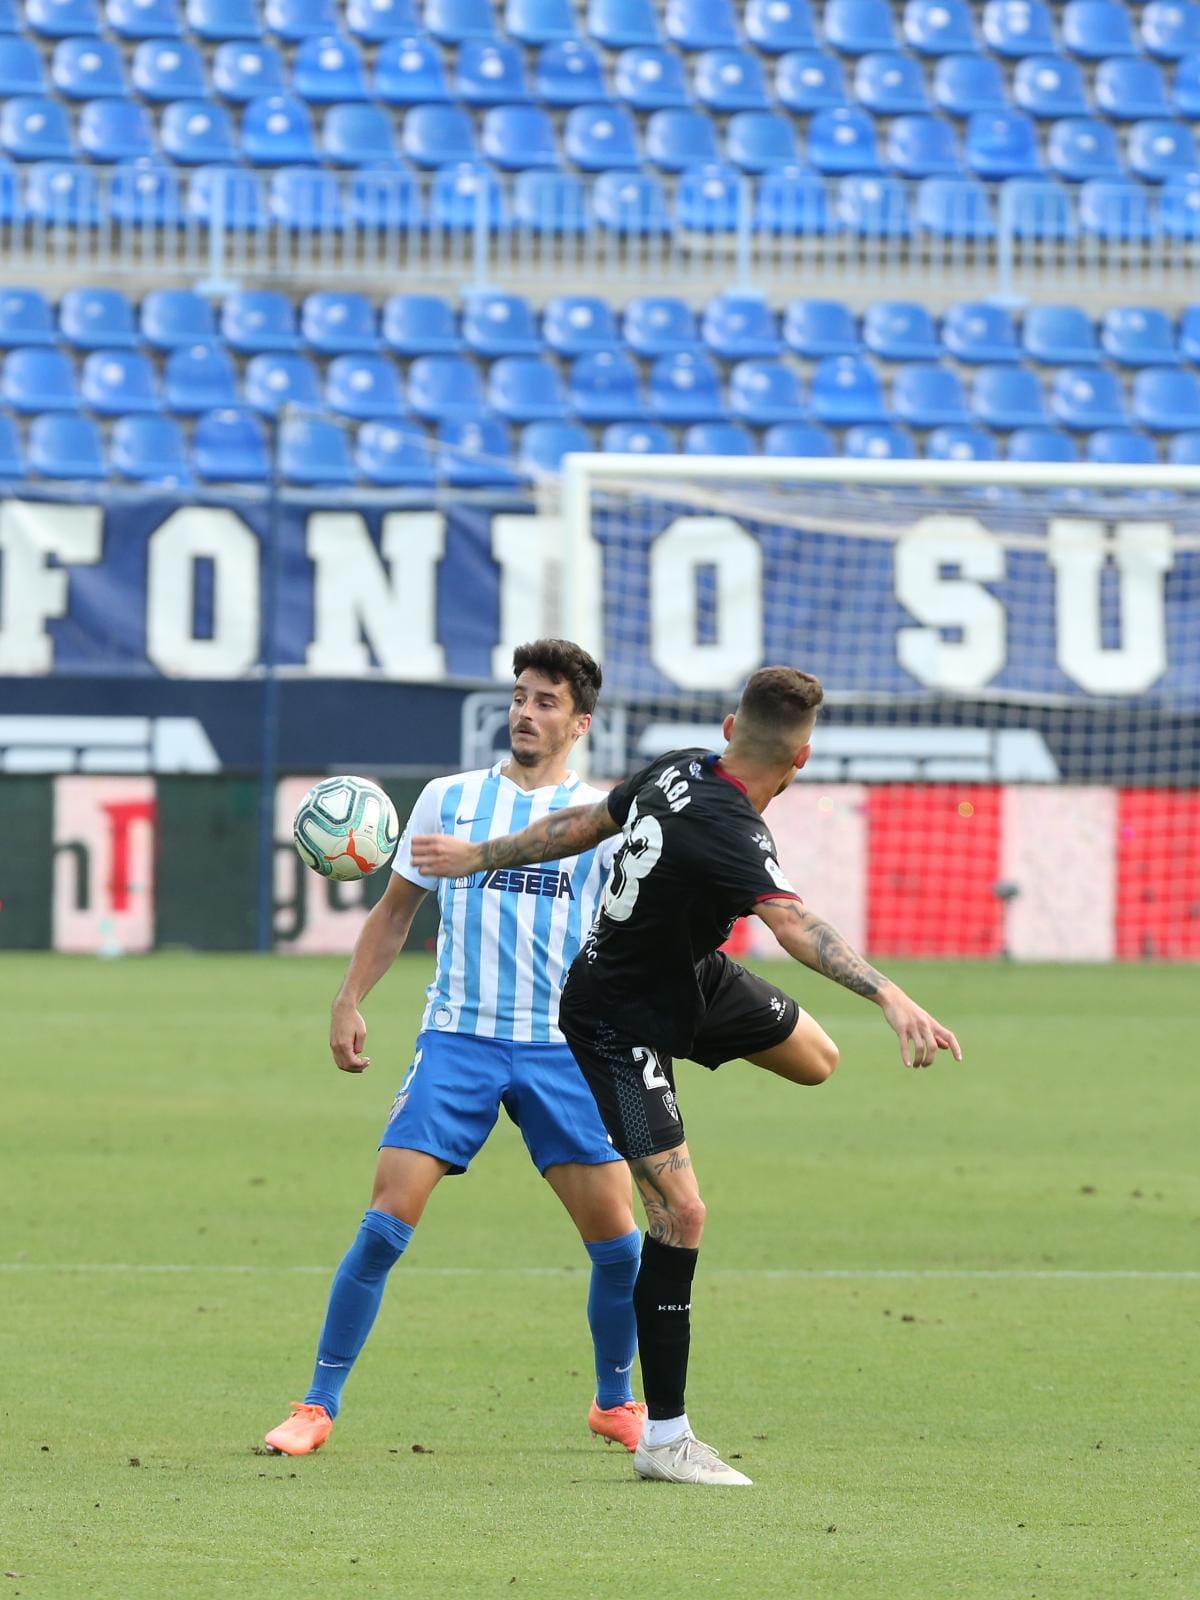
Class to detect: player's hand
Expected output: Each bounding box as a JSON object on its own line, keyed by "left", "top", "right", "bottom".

{"left": 331, "top": 1001, "right": 370, "bottom": 1074}
{"left": 878, "top": 984, "right": 962, "bottom": 1069}
{"left": 410, "top": 834, "right": 482, "bottom": 878}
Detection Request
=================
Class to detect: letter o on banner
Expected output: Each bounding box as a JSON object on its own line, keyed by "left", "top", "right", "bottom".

{"left": 649, "top": 516, "right": 764, "bottom": 690}
{"left": 146, "top": 508, "right": 261, "bottom": 678}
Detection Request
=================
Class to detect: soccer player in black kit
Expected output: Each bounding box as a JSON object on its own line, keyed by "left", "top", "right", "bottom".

{"left": 413, "top": 666, "right": 962, "bottom": 1487}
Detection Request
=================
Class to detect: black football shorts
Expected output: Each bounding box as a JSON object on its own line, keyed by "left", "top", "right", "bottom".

{"left": 559, "top": 953, "right": 799, "bottom": 1161}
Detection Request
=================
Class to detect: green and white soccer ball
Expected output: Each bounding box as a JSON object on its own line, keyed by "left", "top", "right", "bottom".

{"left": 293, "top": 776, "right": 400, "bottom": 881}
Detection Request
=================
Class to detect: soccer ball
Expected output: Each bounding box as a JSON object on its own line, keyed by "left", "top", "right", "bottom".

{"left": 293, "top": 776, "right": 400, "bottom": 881}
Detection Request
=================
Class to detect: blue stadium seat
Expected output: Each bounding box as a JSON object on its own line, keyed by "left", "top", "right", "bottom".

{"left": 602, "top": 420, "right": 673, "bottom": 452}
{"left": 0, "top": 297, "right": 53, "bottom": 355}
{"left": 675, "top": 162, "right": 741, "bottom": 230}
{"left": 835, "top": 174, "right": 911, "bottom": 233}
{"left": 356, "top": 418, "right": 435, "bottom": 484}
{"left": 506, "top": 0, "right": 577, "bottom": 43}
{"left": 109, "top": 160, "right": 183, "bottom": 225}
{"left": 1014, "top": 55, "right": 1089, "bottom": 118}
{"left": 81, "top": 349, "right": 160, "bottom": 413}
{"left": 62, "top": 44, "right": 133, "bottom": 106}
{"left": 407, "top": 354, "right": 487, "bottom": 420}
{"left": 186, "top": 164, "right": 266, "bottom": 229}
{"left": 703, "top": 293, "right": 782, "bottom": 358}
{"left": 264, "top": 0, "right": 337, "bottom": 38}
{"left": 1024, "top": 305, "right": 1101, "bottom": 363}
{"left": 382, "top": 293, "right": 461, "bottom": 354}
{"left": 513, "top": 169, "right": 587, "bottom": 231}
{"left": 325, "top": 353, "right": 407, "bottom": 419}
{"left": 302, "top": 291, "right": 379, "bottom": 354}
{"left": 164, "top": 342, "right": 238, "bottom": 412}
{"left": 1008, "top": 425, "right": 1077, "bottom": 461}
{"left": 593, "top": 171, "right": 669, "bottom": 232}
{"left": 943, "top": 302, "right": 1019, "bottom": 362}
{"left": 665, "top": 0, "right": 738, "bottom": 49}
{"left": 293, "top": 34, "right": 368, "bottom": 101}
{"left": 482, "top": 104, "right": 558, "bottom": 169}
{"left": 695, "top": 47, "right": 771, "bottom": 111}
{"left": 79, "top": 98, "right": 155, "bottom": 161}
{"left": 966, "top": 110, "right": 1043, "bottom": 177}
{"left": 425, "top": 0, "right": 496, "bottom": 40}
{"left": 754, "top": 167, "right": 833, "bottom": 233}
{"left": 785, "top": 297, "right": 859, "bottom": 356}
{"left": 810, "top": 106, "right": 882, "bottom": 174}
{"left": 614, "top": 46, "right": 690, "bottom": 109}
{"left": 747, "top": 0, "right": 816, "bottom": 50}
{"left": 648, "top": 351, "right": 726, "bottom": 421}
{"left": 59, "top": 286, "right": 138, "bottom": 348}
{"left": 810, "top": 354, "right": 888, "bottom": 423}
{"left": 1047, "top": 117, "right": 1123, "bottom": 180}
{"left": 1095, "top": 57, "right": 1169, "bottom": 120}
{"left": 187, "top": 0, "right": 259, "bottom": 36}
{"left": 971, "top": 366, "right": 1049, "bottom": 427}
{"left": 777, "top": 49, "right": 847, "bottom": 112}
{"left": 111, "top": 414, "right": 190, "bottom": 482}
{"left": 762, "top": 420, "right": 834, "bottom": 455}
{"left": 131, "top": 40, "right": 205, "bottom": 100}
{"left": 322, "top": 103, "right": 396, "bottom": 164}
{"left": 1174, "top": 52, "right": 1200, "bottom": 115}
{"left": 623, "top": 295, "right": 700, "bottom": 355}
{"left": 0, "top": 0, "right": 18, "bottom": 27}
{"left": 1001, "top": 176, "right": 1076, "bottom": 239}
{"left": 1050, "top": 366, "right": 1129, "bottom": 428}
{"left": 926, "top": 424, "right": 999, "bottom": 461}
{"left": 161, "top": 100, "right": 236, "bottom": 163}
{"left": 1, "top": 98, "right": 73, "bottom": 160}
{"left": 647, "top": 109, "right": 720, "bottom": 171}
{"left": 26, "top": 0, "right": 100, "bottom": 35}
{"left": 887, "top": 114, "right": 959, "bottom": 177}
{"left": 1168, "top": 430, "right": 1200, "bottom": 464}
{"left": 462, "top": 290, "right": 542, "bottom": 356}
{"left": 346, "top": 0, "right": 419, "bottom": 37}
{"left": 982, "top": 1, "right": 1054, "bottom": 58}
{"left": 373, "top": 37, "right": 451, "bottom": 103}
{"left": 916, "top": 176, "right": 994, "bottom": 237}
{"left": 568, "top": 349, "right": 642, "bottom": 418}
{"left": 0, "top": 157, "right": 24, "bottom": 224}
{"left": 25, "top": 162, "right": 102, "bottom": 224}
{"left": 844, "top": 421, "right": 914, "bottom": 457}
{"left": 893, "top": 362, "right": 969, "bottom": 426}
{"left": 684, "top": 421, "right": 756, "bottom": 454}
{"left": 1087, "top": 427, "right": 1158, "bottom": 464}
{"left": 1133, "top": 366, "right": 1200, "bottom": 429}
{"left": 192, "top": 406, "right": 268, "bottom": 480}
{"left": 2, "top": 348, "right": 78, "bottom": 411}
{"left": 1144, "top": 1, "right": 1200, "bottom": 58}
{"left": 243, "top": 351, "right": 321, "bottom": 413}
{"left": 1179, "top": 305, "right": 1200, "bottom": 361}
{"left": 542, "top": 295, "right": 619, "bottom": 355}
{"left": 279, "top": 412, "right": 353, "bottom": 484}
{"left": 107, "top": 0, "right": 181, "bottom": 35}
{"left": 586, "top": 0, "right": 660, "bottom": 47}
{"left": 1101, "top": 306, "right": 1178, "bottom": 365}
{"left": 0, "top": 37, "right": 46, "bottom": 96}
{"left": 1062, "top": 2, "right": 1137, "bottom": 59}
{"left": 905, "top": 0, "right": 975, "bottom": 54}
{"left": 1129, "top": 118, "right": 1198, "bottom": 181}
{"left": 402, "top": 103, "right": 476, "bottom": 167}
{"left": 141, "top": 288, "right": 215, "bottom": 348}
{"left": 269, "top": 167, "right": 346, "bottom": 229}
{"left": 457, "top": 38, "right": 529, "bottom": 103}
{"left": 431, "top": 160, "right": 507, "bottom": 229}
{"left": 862, "top": 299, "right": 938, "bottom": 359}
{"left": 855, "top": 50, "right": 929, "bottom": 113}
{"left": 727, "top": 110, "right": 799, "bottom": 171}
{"left": 933, "top": 53, "right": 1007, "bottom": 116}
{"left": 1079, "top": 178, "right": 1156, "bottom": 240}
{"left": 824, "top": 0, "right": 896, "bottom": 52}
{"left": 437, "top": 416, "right": 522, "bottom": 488}
{"left": 1160, "top": 172, "right": 1200, "bottom": 237}
{"left": 241, "top": 94, "right": 317, "bottom": 165}
{"left": 29, "top": 412, "right": 105, "bottom": 478}
{"left": 564, "top": 105, "right": 640, "bottom": 169}
{"left": 222, "top": 290, "right": 300, "bottom": 353}
{"left": 212, "top": 42, "right": 284, "bottom": 100}
{"left": 536, "top": 40, "right": 605, "bottom": 104}
{"left": 729, "top": 358, "right": 806, "bottom": 423}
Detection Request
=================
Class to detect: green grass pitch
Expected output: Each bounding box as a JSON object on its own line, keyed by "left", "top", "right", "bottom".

{"left": 2, "top": 954, "right": 1198, "bottom": 1599}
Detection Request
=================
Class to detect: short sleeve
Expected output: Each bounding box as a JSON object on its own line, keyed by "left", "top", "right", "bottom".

{"left": 711, "top": 826, "right": 802, "bottom": 916}
{"left": 392, "top": 780, "right": 444, "bottom": 891}
{"left": 605, "top": 760, "right": 657, "bottom": 828}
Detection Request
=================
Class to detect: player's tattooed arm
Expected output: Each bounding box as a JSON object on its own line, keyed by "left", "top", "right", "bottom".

{"left": 410, "top": 799, "right": 620, "bottom": 878}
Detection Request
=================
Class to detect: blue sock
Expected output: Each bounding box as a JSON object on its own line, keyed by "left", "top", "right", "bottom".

{"left": 586, "top": 1228, "right": 641, "bottom": 1409}
{"left": 303, "top": 1209, "right": 414, "bottom": 1420}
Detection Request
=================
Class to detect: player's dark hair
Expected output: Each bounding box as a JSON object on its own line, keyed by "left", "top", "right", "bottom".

{"left": 733, "top": 666, "right": 824, "bottom": 761}
{"left": 512, "top": 639, "right": 603, "bottom": 715}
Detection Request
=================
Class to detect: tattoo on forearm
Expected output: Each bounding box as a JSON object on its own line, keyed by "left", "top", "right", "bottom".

{"left": 783, "top": 906, "right": 889, "bottom": 999}
{"left": 477, "top": 803, "right": 607, "bottom": 871}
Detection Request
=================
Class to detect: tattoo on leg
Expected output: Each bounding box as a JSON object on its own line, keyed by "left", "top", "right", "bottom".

{"left": 630, "top": 1155, "right": 689, "bottom": 1248}
{"left": 649, "top": 1150, "right": 692, "bottom": 1179}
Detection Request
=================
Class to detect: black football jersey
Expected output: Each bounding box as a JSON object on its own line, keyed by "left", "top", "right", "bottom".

{"left": 566, "top": 748, "right": 801, "bottom": 1055}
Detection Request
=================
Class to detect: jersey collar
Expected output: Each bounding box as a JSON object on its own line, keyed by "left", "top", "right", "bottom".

{"left": 491, "top": 759, "right": 580, "bottom": 795}
{"left": 704, "top": 753, "right": 748, "bottom": 796}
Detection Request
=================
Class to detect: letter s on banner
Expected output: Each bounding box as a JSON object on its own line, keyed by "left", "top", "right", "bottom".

{"left": 894, "top": 515, "right": 1007, "bottom": 693}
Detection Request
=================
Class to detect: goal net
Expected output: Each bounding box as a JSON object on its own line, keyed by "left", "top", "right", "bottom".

{"left": 556, "top": 455, "right": 1200, "bottom": 963}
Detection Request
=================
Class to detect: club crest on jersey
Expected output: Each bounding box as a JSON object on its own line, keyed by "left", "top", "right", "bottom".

{"left": 661, "top": 1088, "right": 680, "bottom": 1123}
{"left": 478, "top": 867, "right": 575, "bottom": 900}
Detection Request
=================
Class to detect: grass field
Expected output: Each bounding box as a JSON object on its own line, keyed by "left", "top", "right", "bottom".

{"left": 2, "top": 953, "right": 1198, "bottom": 1600}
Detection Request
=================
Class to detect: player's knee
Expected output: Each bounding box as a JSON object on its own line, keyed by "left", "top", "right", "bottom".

{"left": 672, "top": 1192, "right": 707, "bottom": 1243}
{"left": 796, "top": 1034, "right": 838, "bottom": 1085}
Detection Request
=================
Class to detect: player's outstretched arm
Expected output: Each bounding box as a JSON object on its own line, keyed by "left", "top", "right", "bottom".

{"left": 755, "top": 898, "right": 962, "bottom": 1070}
{"left": 410, "top": 799, "right": 620, "bottom": 879}
{"left": 330, "top": 872, "right": 428, "bottom": 1075}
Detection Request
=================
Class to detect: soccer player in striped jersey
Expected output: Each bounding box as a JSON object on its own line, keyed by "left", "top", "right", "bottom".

{"left": 264, "top": 640, "right": 644, "bottom": 1457}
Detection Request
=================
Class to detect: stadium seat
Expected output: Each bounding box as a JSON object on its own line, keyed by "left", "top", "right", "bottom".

{"left": 141, "top": 288, "right": 215, "bottom": 348}
{"left": 824, "top": 0, "right": 896, "bottom": 52}
{"left": 568, "top": 349, "right": 643, "bottom": 419}
{"left": 1129, "top": 118, "right": 1198, "bottom": 181}
{"left": 462, "top": 291, "right": 541, "bottom": 356}
{"left": 694, "top": 47, "right": 771, "bottom": 111}
{"left": 683, "top": 421, "right": 756, "bottom": 454}
{"left": 762, "top": 420, "right": 834, "bottom": 456}
{"left": 754, "top": 167, "right": 833, "bottom": 233}
{"left": 702, "top": 294, "right": 782, "bottom": 358}
{"left": 648, "top": 351, "right": 726, "bottom": 421}
{"left": 614, "top": 46, "right": 690, "bottom": 109}
{"left": 402, "top": 103, "right": 476, "bottom": 167}
{"left": 26, "top": 0, "right": 100, "bottom": 35}
{"left": 1024, "top": 305, "right": 1101, "bottom": 364}
{"left": 161, "top": 100, "right": 236, "bottom": 163}
{"left": 1008, "top": 425, "right": 1077, "bottom": 461}
{"left": 1168, "top": 430, "right": 1200, "bottom": 464}
{"left": 1133, "top": 366, "right": 1200, "bottom": 430}
{"left": 346, "top": 0, "right": 419, "bottom": 37}
{"left": 536, "top": 40, "right": 606, "bottom": 105}
{"left": 506, "top": 0, "right": 577, "bottom": 44}
{"left": 54, "top": 39, "right": 126, "bottom": 99}
{"left": 322, "top": 103, "right": 395, "bottom": 165}
{"left": 747, "top": 0, "right": 816, "bottom": 51}
{"left": 1051, "top": 366, "right": 1129, "bottom": 429}
{"left": 186, "top": 164, "right": 266, "bottom": 229}
{"left": 665, "top": 0, "right": 738, "bottom": 49}
{"left": 221, "top": 292, "right": 298, "bottom": 355}
{"left": 302, "top": 291, "right": 379, "bottom": 354}
{"left": 862, "top": 300, "right": 939, "bottom": 359}
{"left": 586, "top": 0, "right": 661, "bottom": 47}
{"left": 25, "top": 162, "right": 102, "bottom": 225}
{"left": 972, "top": 367, "right": 1049, "bottom": 428}
{"left": 2, "top": 348, "right": 79, "bottom": 411}
{"left": 1101, "top": 306, "right": 1178, "bottom": 366}
{"left": 1144, "top": 1, "right": 1200, "bottom": 58}
{"left": 0, "top": 294, "right": 51, "bottom": 351}
{"left": 1159, "top": 172, "right": 1200, "bottom": 238}
{"left": 513, "top": 168, "right": 587, "bottom": 231}
{"left": 325, "top": 353, "right": 407, "bottom": 419}
{"left": 437, "top": 416, "right": 522, "bottom": 488}
{"left": 192, "top": 406, "right": 268, "bottom": 480}
{"left": 1179, "top": 305, "right": 1200, "bottom": 362}
{"left": 810, "top": 354, "right": 888, "bottom": 423}
{"left": 965, "top": 111, "right": 1043, "bottom": 177}
{"left": 855, "top": 50, "right": 929, "bottom": 113}
{"left": 243, "top": 351, "right": 321, "bottom": 413}
{"left": 108, "top": 0, "right": 181, "bottom": 35}
{"left": 1174, "top": 52, "right": 1200, "bottom": 116}
{"left": 564, "top": 105, "right": 640, "bottom": 170}
{"left": 373, "top": 37, "right": 451, "bottom": 103}
{"left": 785, "top": 298, "right": 859, "bottom": 356}
{"left": 356, "top": 418, "right": 435, "bottom": 484}
{"left": 59, "top": 286, "right": 137, "bottom": 349}
{"left": 108, "top": 160, "right": 183, "bottom": 226}
{"left": 1062, "top": 2, "right": 1137, "bottom": 59}
{"left": 594, "top": 170, "right": 669, "bottom": 231}
{"left": 481, "top": 104, "right": 558, "bottom": 169}
{"left": 844, "top": 421, "right": 914, "bottom": 457}
{"left": 1, "top": 97, "right": 73, "bottom": 161}
{"left": 916, "top": 176, "right": 995, "bottom": 237}
{"left": 542, "top": 296, "right": 619, "bottom": 356}
{"left": 1001, "top": 177, "right": 1076, "bottom": 239}
{"left": 1087, "top": 427, "right": 1158, "bottom": 464}
{"left": 242, "top": 94, "right": 318, "bottom": 165}
{"left": 602, "top": 420, "right": 673, "bottom": 452}
{"left": 892, "top": 362, "right": 969, "bottom": 426}
{"left": 943, "top": 302, "right": 1020, "bottom": 362}
{"left": 926, "top": 424, "right": 999, "bottom": 461}
{"left": 0, "top": 0, "right": 19, "bottom": 26}
{"left": 933, "top": 53, "right": 1007, "bottom": 116}
{"left": 81, "top": 350, "right": 160, "bottom": 414}
{"left": 187, "top": 0, "right": 259, "bottom": 36}
{"left": 1095, "top": 57, "right": 1170, "bottom": 120}
{"left": 430, "top": 160, "right": 507, "bottom": 229}
{"left": 0, "top": 37, "right": 46, "bottom": 96}
{"left": 79, "top": 98, "right": 155, "bottom": 161}
{"left": 727, "top": 111, "right": 799, "bottom": 171}
{"left": 457, "top": 38, "right": 529, "bottom": 103}
{"left": 265, "top": 0, "right": 337, "bottom": 38}
{"left": 131, "top": 40, "right": 204, "bottom": 100}
{"left": 623, "top": 295, "right": 700, "bottom": 356}
{"left": 1047, "top": 117, "right": 1123, "bottom": 181}
{"left": 163, "top": 342, "right": 238, "bottom": 412}
{"left": 406, "top": 354, "right": 487, "bottom": 420}
{"left": 728, "top": 358, "right": 806, "bottom": 424}
{"left": 835, "top": 174, "right": 911, "bottom": 233}
{"left": 905, "top": 0, "right": 975, "bottom": 54}
{"left": 887, "top": 114, "right": 960, "bottom": 178}
{"left": 675, "top": 162, "right": 741, "bottom": 231}
{"left": 647, "top": 109, "right": 720, "bottom": 172}
{"left": 777, "top": 49, "right": 847, "bottom": 112}
{"left": 279, "top": 412, "right": 354, "bottom": 484}
{"left": 212, "top": 42, "right": 284, "bottom": 100}
{"left": 1014, "top": 55, "right": 1090, "bottom": 118}
{"left": 0, "top": 158, "right": 23, "bottom": 225}
{"left": 1079, "top": 179, "right": 1156, "bottom": 240}
{"left": 293, "top": 35, "right": 369, "bottom": 101}
{"left": 268, "top": 167, "right": 345, "bottom": 229}
{"left": 809, "top": 106, "right": 882, "bottom": 174}
{"left": 382, "top": 293, "right": 461, "bottom": 355}
{"left": 111, "top": 413, "right": 190, "bottom": 482}
{"left": 29, "top": 411, "right": 105, "bottom": 478}
{"left": 425, "top": 0, "right": 496, "bottom": 39}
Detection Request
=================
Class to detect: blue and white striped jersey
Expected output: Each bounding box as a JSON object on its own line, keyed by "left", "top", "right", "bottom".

{"left": 392, "top": 762, "right": 617, "bottom": 1044}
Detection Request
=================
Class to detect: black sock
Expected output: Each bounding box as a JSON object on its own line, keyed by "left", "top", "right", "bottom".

{"left": 633, "top": 1234, "right": 699, "bottom": 1420}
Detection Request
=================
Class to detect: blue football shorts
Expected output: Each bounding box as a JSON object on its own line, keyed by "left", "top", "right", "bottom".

{"left": 379, "top": 1029, "right": 623, "bottom": 1175}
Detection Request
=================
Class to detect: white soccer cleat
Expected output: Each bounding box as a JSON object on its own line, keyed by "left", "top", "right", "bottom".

{"left": 633, "top": 1432, "right": 753, "bottom": 1486}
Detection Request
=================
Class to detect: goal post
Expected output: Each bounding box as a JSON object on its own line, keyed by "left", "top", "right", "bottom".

{"left": 557, "top": 454, "right": 1200, "bottom": 962}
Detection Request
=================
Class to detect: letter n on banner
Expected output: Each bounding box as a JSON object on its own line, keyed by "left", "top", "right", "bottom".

{"left": 53, "top": 777, "right": 156, "bottom": 953}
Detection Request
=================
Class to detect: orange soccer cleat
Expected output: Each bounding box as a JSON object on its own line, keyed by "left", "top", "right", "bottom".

{"left": 588, "top": 1397, "right": 647, "bottom": 1453}
{"left": 264, "top": 1402, "right": 334, "bottom": 1457}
